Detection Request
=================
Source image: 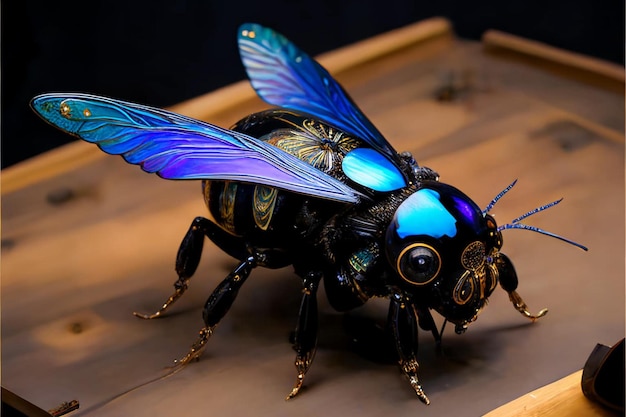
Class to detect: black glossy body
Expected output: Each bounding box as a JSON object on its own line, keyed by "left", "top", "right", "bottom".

{"left": 29, "top": 23, "right": 585, "bottom": 404}
{"left": 205, "top": 110, "right": 405, "bottom": 297}
{"left": 167, "top": 108, "right": 529, "bottom": 402}
{"left": 197, "top": 108, "right": 508, "bottom": 336}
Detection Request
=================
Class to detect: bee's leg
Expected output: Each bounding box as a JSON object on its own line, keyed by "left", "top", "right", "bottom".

{"left": 135, "top": 217, "right": 240, "bottom": 319}
{"left": 286, "top": 271, "right": 322, "bottom": 400}
{"left": 389, "top": 295, "right": 430, "bottom": 405}
{"left": 496, "top": 253, "right": 548, "bottom": 321}
{"left": 415, "top": 306, "right": 442, "bottom": 350}
{"left": 325, "top": 263, "right": 398, "bottom": 363}
{"left": 175, "top": 255, "right": 257, "bottom": 366}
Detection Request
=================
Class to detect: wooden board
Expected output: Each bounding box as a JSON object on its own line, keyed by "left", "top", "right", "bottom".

{"left": 484, "top": 370, "right": 616, "bottom": 417}
{"left": 2, "top": 18, "right": 624, "bottom": 416}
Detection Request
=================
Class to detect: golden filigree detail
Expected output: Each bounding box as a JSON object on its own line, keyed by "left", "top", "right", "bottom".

{"left": 486, "top": 261, "right": 499, "bottom": 292}
{"left": 218, "top": 181, "right": 238, "bottom": 234}
{"left": 461, "top": 241, "right": 486, "bottom": 271}
{"left": 453, "top": 270, "right": 475, "bottom": 305}
{"left": 455, "top": 242, "right": 493, "bottom": 304}
{"left": 266, "top": 119, "right": 360, "bottom": 173}
{"left": 253, "top": 185, "right": 278, "bottom": 231}
{"left": 202, "top": 180, "right": 212, "bottom": 208}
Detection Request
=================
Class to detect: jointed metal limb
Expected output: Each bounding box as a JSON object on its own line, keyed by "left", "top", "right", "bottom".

{"left": 508, "top": 290, "right": 548, "bottom": 321}
{"left": 134, "top": 278, "right": 190, "bottom": 319}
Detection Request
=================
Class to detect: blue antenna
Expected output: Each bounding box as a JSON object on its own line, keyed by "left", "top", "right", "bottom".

{"left": 485, "top": 180, "right": 588, "bottom": 251}
{"left": 483, "top": 179, "right": 517, "bottom": 214}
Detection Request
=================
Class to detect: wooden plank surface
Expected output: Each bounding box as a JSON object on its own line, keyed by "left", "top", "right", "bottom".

{"left": 484, "top": 370, "right": 616, "bottom": 417}
{"left": 2, "top": 19, "right": 624, "bottom": 416}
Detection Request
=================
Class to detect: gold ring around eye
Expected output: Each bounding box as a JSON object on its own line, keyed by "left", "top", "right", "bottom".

{"left": 396, "top": 242, "right": 441, "bottom": 286}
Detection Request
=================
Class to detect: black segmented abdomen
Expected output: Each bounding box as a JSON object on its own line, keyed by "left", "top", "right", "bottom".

{"left": 201, "top": 109, "right": 360, "bottom": 249}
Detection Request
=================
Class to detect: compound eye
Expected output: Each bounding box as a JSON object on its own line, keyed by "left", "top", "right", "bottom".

{"left": 397, "top": 243, "right": 441, "bottom": 285}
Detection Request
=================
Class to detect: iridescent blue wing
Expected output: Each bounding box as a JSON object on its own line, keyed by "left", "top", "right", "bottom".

{"left": 238, "top": 23, "right": 401, "bottom": 165}
{"left": 31, "top": 93, "right": 363, "bottom": 203}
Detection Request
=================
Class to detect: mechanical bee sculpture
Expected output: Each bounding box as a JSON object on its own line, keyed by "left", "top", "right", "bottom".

{"left": 31, "top": 23, "right": 587, "bottom": 404}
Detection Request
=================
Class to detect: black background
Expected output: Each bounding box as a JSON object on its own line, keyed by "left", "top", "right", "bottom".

{"left": 2, "top": 1, "right": 623, "bottom": 168}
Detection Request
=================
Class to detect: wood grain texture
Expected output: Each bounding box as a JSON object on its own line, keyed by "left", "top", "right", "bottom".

{"left": 2, "top": 20, "right": 623, "bottom": 417}
{"left": 482, "top": 30, "right": 625, "bottom": 84}
{"left": 483, "top": 370, "right": 616, "bottom": 417}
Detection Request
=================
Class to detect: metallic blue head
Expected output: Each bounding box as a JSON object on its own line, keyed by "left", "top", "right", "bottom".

{"left": 385, "top": 181, "right": 499, "bottom": 327}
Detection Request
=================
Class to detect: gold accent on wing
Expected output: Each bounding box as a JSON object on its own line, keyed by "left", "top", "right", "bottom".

{"left": 253, "top": 185, "right": 278, "bottom": 230}
{"left": 241, "top": 29, "right": 256, "bottom": 39}
{"left": 60, "top": 102, "right": 71, "bottom": 117}
{"left": 266, "top": 119, "right": 361, "bottom": 174}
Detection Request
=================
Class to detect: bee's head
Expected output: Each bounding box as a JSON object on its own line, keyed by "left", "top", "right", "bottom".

{"left": 384, "top": 179, "right": 587, "bottom": 332}
{"left": 384, "top": 181, "right": 499, "bottom": 329}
